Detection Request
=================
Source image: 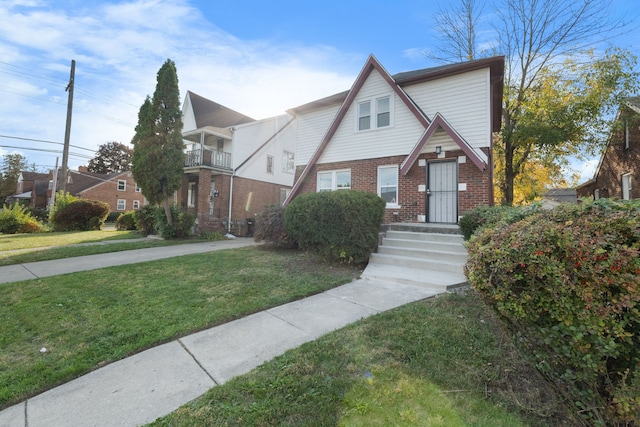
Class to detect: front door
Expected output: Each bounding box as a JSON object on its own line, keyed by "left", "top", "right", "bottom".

{"left": 427, "top": 160, "right": 458, "bottom": 223}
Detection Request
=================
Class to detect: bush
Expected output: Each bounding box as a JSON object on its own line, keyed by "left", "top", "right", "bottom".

{"left": 51, "top": 199, "right": 110, "bottom": 231}
{"left": 48, "top": 191, "right": 78, "bottom": 224}
{"left": 459, "top": 204, "right": 541, "bottom": 241}
{"left": 253, "top": 205, "right": 296, "bottom": 248}
{"left": 0, "top": 204, "right": 45, "bottom": 234}
{"left": 26, "top": 207, "right": 48, "bottom": 223}
{"left": 465, "top": 199, "right": 640, "bottom": 425}
{"left": 134, "top": 205, "right": 160, "bottom": 236}
{"left": 285, "top": 191, "right": 385, "bottom": 263}
{"left": 115, "top": 211, "right": 137, "bottom": 230}
{"left": 154, "top": 205, "right": 196, "bottom": 239}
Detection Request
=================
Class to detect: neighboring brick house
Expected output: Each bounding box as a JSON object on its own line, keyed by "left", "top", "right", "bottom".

{"left": 179, "top": 91, "right": 296, "bottom": 235}
{"left": 7, "top": 171, "right": 49, "bottom": 208}
{"left": 284, "top": 55, "right": 504, "bottom": 224}
{"left": 576, "top": 97, "right": 639, "bottom": 200}
{"left": 48, "top": 167, "right": 146, "bottom": 213}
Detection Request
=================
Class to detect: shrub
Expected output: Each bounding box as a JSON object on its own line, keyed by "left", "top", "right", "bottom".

{"left": 459, "top": 203, "right": 541, "bottom": 241}
{"left": 285, "top": 191, "right": 385, "bottom": 263}
{"left": 48, "top": 191, "right": 78, "bottom": 224}
{"left": 253, "top": 205, "right": 296, "bottom": 248}
{"left": 154, "top": 205, "right": 196, "bottom": 239}
{"left": 465, "top": 199, "right": 640, "bottom": 425}
{"left": 26, "top": 207, "right": 48, "bottom": 223}
{"left": 0, "top": 204, "right": 45, "bottom": 234}
{"left": 134, "top": 205, "right": 160, "bottom": 236}
{"left": 115, "top": 211, "right": 137, "bottom": 230}
{"left": 106, "top": 212, "right": 122, "bottom": 223}
{"left": 51, "top": 199, "right": 110, "bottom": 231}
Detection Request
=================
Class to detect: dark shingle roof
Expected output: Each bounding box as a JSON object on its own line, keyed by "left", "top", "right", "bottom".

{"left": 187, "top": 91, "right": 254, "bottom": 128}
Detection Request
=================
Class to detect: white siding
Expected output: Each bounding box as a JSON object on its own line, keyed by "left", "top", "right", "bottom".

{"left": 295, "top": 104, "right": 341, "bottom": 165}
{"left": 319, "top": 70, "right": 425, "bottom": 164}
{"left": 404, "top": 68, "right": 491, "bottom": 150}
{"left": 182, "top": 95, "right": 197, "bottom": 132}
{"left": 233, "top": 115, "right": 296, "bottom": 186}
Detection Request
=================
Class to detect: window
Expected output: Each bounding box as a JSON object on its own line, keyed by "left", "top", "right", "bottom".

{"left": 187, "top": 182, "right": 196, "bottom": 207}
{"left": 117, "top": 199, "right": 126, "bottom": 211}
{"left": 378, "top": 165, "right": 398, "bottom": 206}
{"left": 280, "top": 188, "right": 290, "bottom": 205}
{"left": 377, "top": 96, "right": 390, "bottom": 127}
{"left": 135, "top": 183, "right": 141, "bottom": 192}
{"left": 283, "top": 151, "right": 295, "bottom": 173}
{"left": 358, "top": 101, "right": 371, "bottom": 131}
{"left": 357, "top": 95, "right": 392, "bottom": 131}
{"left": 133, "top": 200, "right": 140, "bottom": 210}
{"left": 267, "top": 155, "right": 274, "bottom": 174}
{"left": 622, "top": 173, "right": 632, "bottom": 200}
{"left": 117, "top": 180, "right": 126, "bottom": 191}
{"left": 217, "top": 138, "right": 224, "bottom": 151}
{"left": 317, "top": 170, "right": 351, "bottom": 192}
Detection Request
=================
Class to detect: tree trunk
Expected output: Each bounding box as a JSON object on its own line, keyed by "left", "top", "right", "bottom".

{"left": 163, "top": 187, "right": 173, "bottom": 225}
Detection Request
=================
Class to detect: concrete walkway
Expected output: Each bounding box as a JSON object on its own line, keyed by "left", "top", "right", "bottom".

{"left": 0, "top": 238, "right": 445, "bottom": 427}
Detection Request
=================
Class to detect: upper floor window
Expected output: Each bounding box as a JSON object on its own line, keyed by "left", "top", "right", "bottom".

{"left": 117, "top": 180, "right": 126, "bottom": 191}
{"left": 357, "top": 95, "right": 392, "bottom": 131}
{"left": 378, "top": 165, "right": 399, "bottom": 207}
{"left": 624, "top": 121, "right": 630, "bottom": 150}
{"left": 317, "top": 169, "right": 351, "bottom": 192}
{"left": 117, "top": 199, "right": 126, "bottom": 211}
{"left": 283, "top": 151, "right": 295, "bottom": 173}
{"left": 267, "top": 155, "right": 274, "bottom": 174}
{"left": 135, "top": 183, "right": 141, "bottom": 192}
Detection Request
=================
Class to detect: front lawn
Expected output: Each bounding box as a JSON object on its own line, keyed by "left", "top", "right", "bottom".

{"left": 0, "top": 247, "right": 361, "bottom": 409}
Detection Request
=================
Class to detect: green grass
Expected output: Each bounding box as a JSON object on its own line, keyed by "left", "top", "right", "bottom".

{"left": 0, "top": 229, "right": 208, "bottom": 266}
{"left": 149, "top": 292, "right": 572, "bottom": 426}
{"left": 0, "top": 247, "right": 361, "bottom": 409}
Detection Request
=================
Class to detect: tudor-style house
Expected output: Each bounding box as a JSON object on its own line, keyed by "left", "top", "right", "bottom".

{"left": 179, "top": 91, "right": 296, "bottom": 235}
{"left": 576, "top": 96, "right": 639, "bottom": 200}
{"left": 284, "top": 55, "right": 504, "bottom": 224}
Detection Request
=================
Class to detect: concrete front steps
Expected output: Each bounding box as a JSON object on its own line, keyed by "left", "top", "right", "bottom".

{"left": 361, "top": 224, "right": 469, "bottom": 292}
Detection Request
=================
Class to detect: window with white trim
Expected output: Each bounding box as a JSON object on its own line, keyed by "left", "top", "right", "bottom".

{"left": 317, "top": 170, "right": 351, "bottom": 192}
{"left": 282, "top": 151, "right": 294, "bottom": 173}
{"left": 357, "top": 94, "right": 392, "bottom": 131}
{"left": 135, "top": 183, "right": 141, "bottom": 192}
{"left": 187, "top": 182, "right": 196, "bottom": 207}
{"left": 117, "top": 199, "right": 126, "bottom": 211}
{"left": 117, "top": 180, "right": 126, "bottom": 191}
{"left": 133, "top": 200, "right": 140, "bottom": 210}
{"left": 378, "top": 165, "right": 398, "bottom": 206}
{"left": 624, "top": 121, "right": 630, "bottom": 150}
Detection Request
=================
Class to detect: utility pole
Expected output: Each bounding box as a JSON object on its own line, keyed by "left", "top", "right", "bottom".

{"left": 60, "top": 59, "right": 75, "bottom": 193}
{"left": 49, "top": 157, "right": 59, "bottom": 209}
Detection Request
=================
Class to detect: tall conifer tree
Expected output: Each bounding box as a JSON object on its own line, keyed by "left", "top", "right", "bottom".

{"left": 132, "top": 59, "right": 184, "bottom": 224}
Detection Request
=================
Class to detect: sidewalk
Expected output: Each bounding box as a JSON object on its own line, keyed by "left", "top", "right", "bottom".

{"left": 0, "top": 239, "right": 444, "bottom": 427}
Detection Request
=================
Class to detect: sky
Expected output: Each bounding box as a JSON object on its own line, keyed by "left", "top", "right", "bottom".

{"left": 0, "top": 0, "right": 638, "bottom": 183}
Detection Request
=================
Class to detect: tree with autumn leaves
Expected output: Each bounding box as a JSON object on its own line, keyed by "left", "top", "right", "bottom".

{"left": 131, "top": 59, "right": 184, "bottom": 225}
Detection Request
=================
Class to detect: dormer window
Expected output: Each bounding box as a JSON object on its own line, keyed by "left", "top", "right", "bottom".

{"left": 357, "top": 94, "right": 392, "bottom": 131}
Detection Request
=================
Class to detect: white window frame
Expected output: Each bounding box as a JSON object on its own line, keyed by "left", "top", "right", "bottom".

{"left": 282, "top": 151, "right": 295, "bottom": 173}
{"left": 317, "top": 169, "right": 351, "bottom": 192}
{"left": 117, "top": 180, "right": 126, "bottom": 191}
{"left": 356, "top": 94, "right": 393, "bottom": 132}
{"left": 378, "top": 165, "right": 399, "bottom": 207}
{"left": 135, "top": 183, "right": 141, "bottom": 192}
{"left": 133, "top": 200, "right": 140, "bottom": 210}
{"left": 624, "top": 121, "right": 630, "bottom": 150}
{"left": 187, "top": 182, "right": 196, "bottom": 207}
{"left": 622, "top": 173, "right": 632, "bottom": 200}
{"left": 267, "top": 155, "right": 274, "bottom": 174}
{"left": 117, "top": 199, "right": 126, "bottom": 211}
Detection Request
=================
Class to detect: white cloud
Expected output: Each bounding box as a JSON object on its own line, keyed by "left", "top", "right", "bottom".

{"left": 0, "top": 0, "right": 358, "bottom": 170}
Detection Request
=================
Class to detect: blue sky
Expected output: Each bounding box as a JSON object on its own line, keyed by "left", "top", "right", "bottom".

{"left": 0, "top": 0, "right": 638, "bottom": 181}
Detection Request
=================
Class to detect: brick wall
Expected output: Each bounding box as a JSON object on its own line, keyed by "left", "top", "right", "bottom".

{"left": 576, "top": 108, "right": 639, "bottom": 200}
{"left": 293, "top": 148, "right": 491, "bottom": 223}
{"left": 80, "top": 171, "right": 144, "bottom": 213}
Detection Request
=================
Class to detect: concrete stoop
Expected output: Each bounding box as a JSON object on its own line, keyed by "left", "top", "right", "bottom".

{"left": 362, "top": 226, "right": 469, "bottom": 291}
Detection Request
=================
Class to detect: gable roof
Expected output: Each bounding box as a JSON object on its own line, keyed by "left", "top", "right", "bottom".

{"left": 186, "top": 91, "right": 255, "bottom": 128}
{"left": 285, "top": 54, "right": 504, "bottom": 204}
{"left": 19, "top": 171, "right": 49, "bottom": 182}
{"left": 52, "top": 169, "right": 128, "bottom": 196}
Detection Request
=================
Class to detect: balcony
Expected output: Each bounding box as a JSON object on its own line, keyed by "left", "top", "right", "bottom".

{"left": 184, "top": 147, "right": 232, "bottom": 170}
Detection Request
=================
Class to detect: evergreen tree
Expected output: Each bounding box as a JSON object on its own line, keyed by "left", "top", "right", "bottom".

{"left": 131, "top": 59, "right": 184, "bottom": 225}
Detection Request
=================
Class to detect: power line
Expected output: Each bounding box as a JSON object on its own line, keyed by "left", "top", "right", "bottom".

{"left": 0, "top": 134, "right": 95, "bottom": 152}
{"left": 0, "top": 145, "right": 93, "bottom": 160}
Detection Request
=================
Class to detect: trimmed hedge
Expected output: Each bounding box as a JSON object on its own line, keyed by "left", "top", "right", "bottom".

{"left": 115, "top": 211, "right": 137, "bottom": 230}
{"left": 51, "top": 199, "right": 110, "bottom": 231}
{"left": 284, "top": 191, "right": 385, "bottom": 263}
{"left": 465, "top": 199, "right": 640, "bottom": 425}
